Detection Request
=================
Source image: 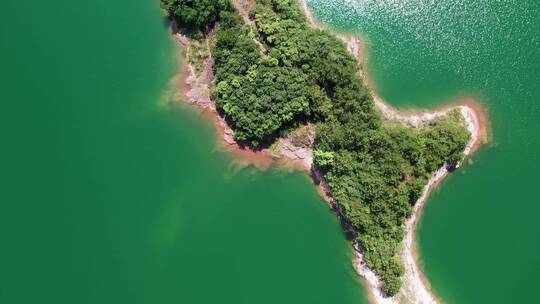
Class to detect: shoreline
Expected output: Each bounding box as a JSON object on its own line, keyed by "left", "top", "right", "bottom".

{"left": 168, "top": 1, "right": 489, "bottom": 302}
{"left": 170, "top": 28, "right": 310, "bottom": 172}
{"left": 298, "top": 1, "right": 489, "bottom": 303}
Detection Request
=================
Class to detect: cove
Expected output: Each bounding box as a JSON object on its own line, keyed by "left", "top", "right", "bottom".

{"left": 306, "top": 0, "right": 540, "bottom": 303}
{"left": 0, "top": 0, "right": 368, "bottom": 303}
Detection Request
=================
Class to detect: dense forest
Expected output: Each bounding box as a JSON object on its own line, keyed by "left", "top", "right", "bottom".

{"left": 162, "top": 0, "right": 470, "bottom": 296}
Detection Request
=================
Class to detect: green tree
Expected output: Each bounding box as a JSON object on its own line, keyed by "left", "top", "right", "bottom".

{"left": 162, "top": 0, "right": 226, "bottom": 36}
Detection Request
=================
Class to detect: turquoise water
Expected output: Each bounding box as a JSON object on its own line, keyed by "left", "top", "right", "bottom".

{"left": 307, "top": 0, "right": 540, "bottom": 302}
{"left": 0, "top": 0, "right": 367, "bottom": 303}
{"left": 3, "top": 0, "right": 539, "bottom": 302}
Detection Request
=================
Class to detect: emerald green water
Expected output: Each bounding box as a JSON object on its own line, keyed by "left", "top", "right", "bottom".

{"left": 0, "top": 0, "right": 368, "bottom": 303}
{"left": 308, "top": 0, "right": 540, "bottom": 303}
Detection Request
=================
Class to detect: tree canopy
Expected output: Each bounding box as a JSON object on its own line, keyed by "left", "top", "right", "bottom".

{"left": 162, "top": 0, "right": 226, "bottom": 36}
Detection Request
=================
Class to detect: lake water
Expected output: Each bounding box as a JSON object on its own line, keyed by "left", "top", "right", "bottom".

{"left": 307, "top": 0, "right": 540, "bottom": 303}
{"left": 0, "top": 0, "right": 368, "bottom": 303}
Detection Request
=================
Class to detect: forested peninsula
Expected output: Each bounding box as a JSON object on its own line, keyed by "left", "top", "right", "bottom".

{"left": 161, "top": 0, "right": 482, "bottom": 302}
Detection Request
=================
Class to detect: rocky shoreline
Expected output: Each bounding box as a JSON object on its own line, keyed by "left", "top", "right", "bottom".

{"left": 170, "top": 1, "right": 489, "bottom": 302}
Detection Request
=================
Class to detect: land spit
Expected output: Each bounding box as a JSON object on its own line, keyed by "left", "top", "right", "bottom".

{"left": 168, "top": 1, "right": 489, "bottom": 302}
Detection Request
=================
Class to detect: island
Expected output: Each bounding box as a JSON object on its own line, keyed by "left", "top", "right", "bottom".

{"left": 160, "top": 0, "right": 488, "bottom": 303}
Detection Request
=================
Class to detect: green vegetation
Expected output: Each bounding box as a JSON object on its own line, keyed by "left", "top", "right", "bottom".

{"left": 161, "top": 0, "right": 226, "bottom": 36}
{"left": 186, "top": 39, "right": 211, "bottom": 73}
{"left": 315, "top": 111, "right": 469, "bottom": 294}
{"left": 163, "top": 0, "right": 470, "bottom": 296}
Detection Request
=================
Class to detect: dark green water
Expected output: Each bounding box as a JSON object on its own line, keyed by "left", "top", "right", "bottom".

{"left": 0, "top": 0, "right": 368, "bottom": 303}
{"left": 307, "top": 0, "right": 540, "bottom": 303}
